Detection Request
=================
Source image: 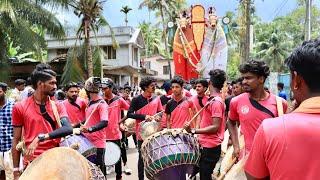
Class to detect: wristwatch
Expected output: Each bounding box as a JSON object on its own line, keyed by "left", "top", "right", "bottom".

{"left": 88, "top": 127, "right": 93, "bottom": 133}
{"left": 191, "top": 128, "right": 196, "bottom": 135}
{"left": 38, "top": 133, "right": 46, "bottom": 142}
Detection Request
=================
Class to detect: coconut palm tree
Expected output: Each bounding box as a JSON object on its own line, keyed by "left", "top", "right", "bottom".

{"left": 139, "top": 0, "right": 186, "bottom": 78}
{"left": 0, "top": 0, "right": 67, "bottom": 81}
{"left": 61, "top": 0, "right": 118, "bottom": 83}
{"left": 139, "top": 21, "right": 162, "bottom": 57}
{"left": 120, "top": 6, "right": 132, "bottom": 26}
{"left": 66, "top": 0, "right": 117, "bottom": 77}
{"left": 254, "top": 30, "right": 291, "bottom": 72}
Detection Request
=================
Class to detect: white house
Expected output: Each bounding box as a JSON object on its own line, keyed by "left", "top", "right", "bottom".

{"left": 141, "top": 55, "right": 174, "bottom": 85}
{"left": 46, "top": 26, "right": 151, "bottom": 86}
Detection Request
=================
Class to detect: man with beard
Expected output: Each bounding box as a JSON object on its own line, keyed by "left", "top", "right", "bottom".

{"left": 227, "top": 60, "right": 288, "bottom": 159}
{"left": 11, "top": 64, "right": 73, "bottom": 179}
{"left": 0, "top": 82, "right": 14, "bottom": 180}
{"left": 62, "top": 82, "right": 87, "bottom": 127}
{"left": 127, "top": 76, "right": 163, "bottom": 180}
{"left": 245, "top": 39, "right": 320, "bottom": 180}
{"left": 102, "top": 78, "right": 130, "bottom": 179}
{"left": 191, "top": 78, "right": 208, "bottom": 128}
{"left": 165, "top": 76, "right": 195, "bottom": 129}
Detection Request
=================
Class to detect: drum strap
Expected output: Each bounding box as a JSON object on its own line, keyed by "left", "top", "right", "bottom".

{"left": 84, "top": 99, "right": 103, "bottom": 126}
{"left": 276, "top": 96, "right": 284, "bottom": 116}
{"left": 249, "top": 98, "right": 275, "bottom": 118}
{"left": 166, "top": 97, "right": 187, "bottom": 114}
{"left": 69, "top": 100, "right": 81, "bottom": 110}
{"left": 39, "top": 104, "right": 57, "bottom": 130}
{"left": 50, "top": 98, "right": 62, "bottom": 128}
{"left": 106, "top": 96, "right": 120, "bottom": 105}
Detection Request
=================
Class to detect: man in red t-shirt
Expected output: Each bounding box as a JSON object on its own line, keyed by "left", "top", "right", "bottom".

{"left": 11, "top": 64, "right": 73, "bottom": 179}
{"left": 102, "top": 78, "right": 130, "bottom": 180}
{"left": 185, "top": 70, "right": 226, "bottom": 180}
{"left": 62, "top": 82, "right": 86, "bottom": 127}
{"left": 245, "top": 39, "right": 320, "bottom": 180}
{"left": 227, "top": 60, "right": 288, "bottom": 158}
{"left": 127, "top": 77, "right": 163, "bottom": 180}
{"left": 191, "top": 78, "right": 208, "bottom": 128}
{"left": 166, "top": 76, "right": 195, "bottom": 129}
{"left": 79, "top": 77, "right": 109, "bottom": 175}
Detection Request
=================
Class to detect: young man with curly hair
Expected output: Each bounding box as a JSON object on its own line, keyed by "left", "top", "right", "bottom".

{"left": 227, "top": 60, "right": 288, "bottom": 159}
{"left": 127, "top": 77, "right": 163, "bottom": 180}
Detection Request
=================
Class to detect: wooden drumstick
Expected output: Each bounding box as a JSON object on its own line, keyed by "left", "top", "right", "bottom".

{"left": 118, "top": 115, "right": 128, "bottom": 125}
{"left": 152, "top": 110, "right": 164, "bottom": 120}
{"left": 184, "top": 97, "right": 215, "bottom": 128}
{"left": 217, "top": 157, "right": 237, "bottom": 180}
{"left": 120, "top": 110, "right": 165, "bottom": 125}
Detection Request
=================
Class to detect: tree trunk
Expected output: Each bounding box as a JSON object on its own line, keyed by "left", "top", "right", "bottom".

{"left": 84, "top": 18, "right": 93, "bottom": 78}
{"left": 125, "top": 13, "right": 128, "bottom": 26}
{"left": 0, "top": 31, "right": 9, "bottom": 82}
{"left": 160, "top": 6, "right": 172, "bottom": 79}
{"left": 240, "top": 0, "right": 251, "bottom": 63}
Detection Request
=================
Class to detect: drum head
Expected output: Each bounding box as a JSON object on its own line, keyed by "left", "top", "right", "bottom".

{"left": 104, "top": 142, "right": 121, "bottom": 166}
{"left": 20, "top": 147, "right": 91, "bottom": 180}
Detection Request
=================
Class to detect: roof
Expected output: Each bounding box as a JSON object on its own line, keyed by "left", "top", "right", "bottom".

{"left": 103, "top": 65, "right": 141, "bottom": 75}
{"left": 128, "top": 28, "right": 145, "bottom": 48}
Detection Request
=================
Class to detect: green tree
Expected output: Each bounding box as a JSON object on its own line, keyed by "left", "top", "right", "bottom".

{"left": 224, "top": 11, "right": 240, "bottom": 46}
{"left": 0, "top": 0, "right": 67, "bottom": 81}
{"left": 227, "top": 49, "right": 241, "bottom": 80}
{"left": 139, "top": 0, "right": 186, "bottom": 78}
{"left": 254, "top": 29, "right": 291, "bottom": 72}
{"left": 139, "top": 21, "right": 162, "bottom": 57}
{"left": 61, "top": 0, "right": 118, "bottom": 84}
{"left": 120, "top": 6, "right": 132, "bottom": 26}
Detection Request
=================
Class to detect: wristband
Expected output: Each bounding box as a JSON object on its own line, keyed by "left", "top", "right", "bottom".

{"left": 13, "top": 167, "right": 20, "bottom": 172}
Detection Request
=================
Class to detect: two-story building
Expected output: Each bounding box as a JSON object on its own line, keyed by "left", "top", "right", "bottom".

{"left": 141, "top": 55, "right": 174, "bottom": 85}
{"left": 46, "top": 26, "right": 147, "bottom": 86}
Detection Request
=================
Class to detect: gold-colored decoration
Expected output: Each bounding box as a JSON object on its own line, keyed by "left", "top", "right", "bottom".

{"left": 191, "top": 5, "right": 205, "bottom": 51}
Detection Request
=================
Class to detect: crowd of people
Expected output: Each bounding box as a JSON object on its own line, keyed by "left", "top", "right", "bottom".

{"left": 0, "top": 39, "right": 320, "bottom": 180}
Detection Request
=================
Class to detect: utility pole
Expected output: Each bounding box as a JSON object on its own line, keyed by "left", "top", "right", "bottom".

{"left": 160, "top": 6, "right": 172, "bottom": 79}
{"left": 305, "top": 0, "right": 312, "bottom": 40}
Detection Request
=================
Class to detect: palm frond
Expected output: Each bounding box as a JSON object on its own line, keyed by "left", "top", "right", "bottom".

{"left": 92, "top": 46, "right": 103, "bottom": 77}
{"left": 61, "top": 46, "right": 85, "bottom": 84}
{"left": 99, "top": 16, "right": 119, "bottom": 49}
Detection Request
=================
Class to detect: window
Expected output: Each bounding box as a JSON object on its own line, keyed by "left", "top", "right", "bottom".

{"left": 163, "top": 65, "right": 170, "bottom": 75}
{"left": 133, "top": 48, "right": 139, "bottom": 66}
{"left": 103, "top": 46, "right": 116, "bottom": 59}
{"left": 57, "top": 48, "right": 68, "bottom": 55}
{"left": 145, "top": 61, "right": 151, "bottom": 69}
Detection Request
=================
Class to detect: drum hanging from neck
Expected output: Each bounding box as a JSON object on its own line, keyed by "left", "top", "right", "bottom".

{"left": 20, "top": 147, "right": 105, "bottom": 180}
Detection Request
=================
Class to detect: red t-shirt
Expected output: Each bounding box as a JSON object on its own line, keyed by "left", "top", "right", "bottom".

{"left": 12, "top": 96, "right": 68, "bottom": 162}
{"left": 62, "top": 98, "right": 86, "bottom": 126}
{"left": 229, "top": 93, "right": 287, "bottom": 154}
{"left": 191, "top": 95, "right": 207, "bottom": 115}
{"left": 135, "top": 97, "right": 163, "bottom": 140}
{"left": 166, "top": 97, "right": 195, "bottom": 129}
{"left": 83, "top": 99, "right": 108, "bottom": 148}
{"left": 105, "top": 95, "right": 129, "bottom": 140}
{"left": 245, "top": 112, "right": 320, "bottom": 179}
{"left": 198, "top": 96, "right": 225, "bottom": 148}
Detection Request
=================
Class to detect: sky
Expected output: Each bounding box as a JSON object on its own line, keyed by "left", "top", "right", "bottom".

{"left": 54, "top": 0, "right": 319, "bottom": 29}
